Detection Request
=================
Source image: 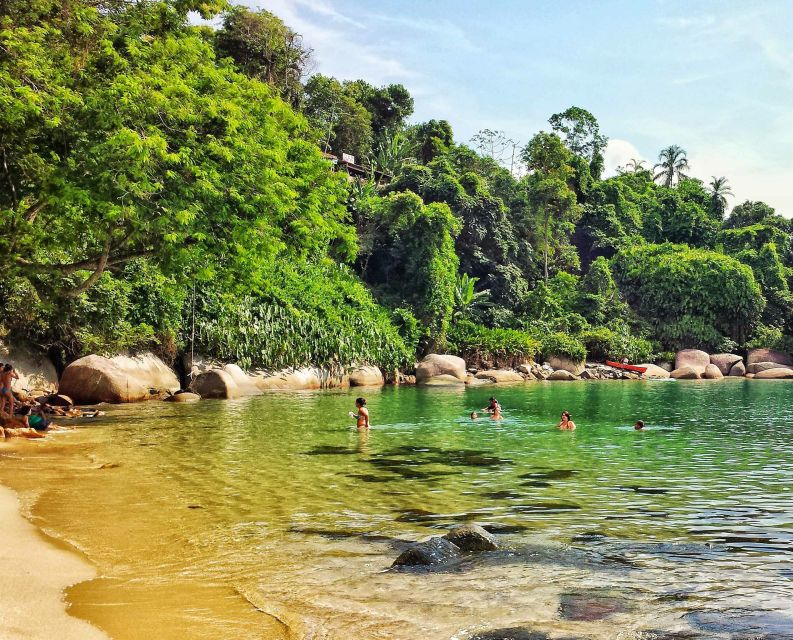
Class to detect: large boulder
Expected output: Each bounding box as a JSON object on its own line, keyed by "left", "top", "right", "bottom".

{"left": 252, "top": 367, "right": 347, "bottom": 391}
{"left": 548, "top": 370, "right": 578, "bottom": 381}
{"left": 392, "top": 537, "right": 461, "bottom": 568}
{"left": 670, "top": 366, "right": 700, "bottom": 380}
{"left": 0, "top": 341, "right": 58, "bottom": 395}
{"left": 746, "top": 348, "right": 793, "bottom": 367}
{"left": 674, "top": 349, "right": 710, "bottom": 374}
{"left": 348, "top": 366, "right": 384, "bottom": 387}
{"left": 59, "top": 354, "right": 179, "bottom": 404}
{"left": 416, "top": 354, "right": 466, "bottom": 384}
{"left": 702, "top": 364, "right": 724, "bottom": 380}
{"left": 190, "top": 369, "right": 240, "bottom": 399}
{"left": 747, "top": 361, "right": 788, "bottom": 375}
{"left": 444, "top": 524, "right": 498, "bottom": 551}
{"left": 753, "top": 367, "right": 793, "bottom": 379}
{"left": 729, "top": 360, "right": 746, "bottom": 377}
{"left": 709, "top": 353, "right": 743, "bottom": 376}
{"left": 637, "top": 363, "right": 670, "bottom": 379}
{"left": 423, "top": 374, "right": 465, "bottom": 386}
{"left": 474, "top": 369, "right": 525, "bottom": 384}
{"left": 547, "top": 355, "right": 585, "bottom": 376}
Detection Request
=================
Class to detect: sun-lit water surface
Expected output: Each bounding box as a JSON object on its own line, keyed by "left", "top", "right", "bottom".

{"left": 1, "top": 379, "right": 792, "bottom": 639}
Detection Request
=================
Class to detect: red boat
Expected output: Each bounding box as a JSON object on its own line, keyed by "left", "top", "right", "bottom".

{"left": 606, "top": 361, "right": 648, "bottom": 374}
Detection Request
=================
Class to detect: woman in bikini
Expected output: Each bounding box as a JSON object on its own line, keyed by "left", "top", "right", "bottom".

{"left": 0, "top": 364, "right": 19, "bottom": 416}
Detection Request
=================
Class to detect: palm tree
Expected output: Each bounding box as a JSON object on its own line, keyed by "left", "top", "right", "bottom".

{"left": 707, "top": 176, "right": 733, "bottom": 219}
{"left": 626, "top": 158, "right": 647, "bottom": 172}
{"left": 653, "top": 145, "right": 689, "bottom": 187}
{"left": 372, "top": 130, "right": 413, "bottom": 177}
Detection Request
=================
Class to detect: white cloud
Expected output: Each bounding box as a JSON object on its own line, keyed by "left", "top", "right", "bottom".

{"left": 603, "top": 139, "right": 647, "bottom": 176}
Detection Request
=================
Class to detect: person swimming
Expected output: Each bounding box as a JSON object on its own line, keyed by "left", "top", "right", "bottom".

{"left": 349, "top": 397, "right": 370, "bottom": 430}
{"left": 482, "top": 397, "right": 502, "bottom": 419}
{"left": 634, "top": 420, "right": 645, "bottom": 430}
{"left": 470, "top": 411, "right": 478, "bottom": 420}
{"left": 557, "top": 410, "right": 576, "bottom": 431}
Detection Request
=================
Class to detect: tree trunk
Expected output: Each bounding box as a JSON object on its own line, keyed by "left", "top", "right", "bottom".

{"left": 544, "top": 210, "right": 550, "bottom": 283}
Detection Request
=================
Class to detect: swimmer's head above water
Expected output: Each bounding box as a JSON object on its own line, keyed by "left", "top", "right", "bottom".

{"left": 470, "top": 411, "right": 478, "bottom": 420}
{"left": 634, "top": 420, "right": 644, "bottom": 430}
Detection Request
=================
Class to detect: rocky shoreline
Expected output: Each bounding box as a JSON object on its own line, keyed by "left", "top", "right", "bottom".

{"left": 3, "top": 340, "right": 793, "bottom": 408}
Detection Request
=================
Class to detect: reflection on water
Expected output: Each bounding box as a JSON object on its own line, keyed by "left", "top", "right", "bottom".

{"left": 1, "top": 380, "right": 792, "bottom": 639}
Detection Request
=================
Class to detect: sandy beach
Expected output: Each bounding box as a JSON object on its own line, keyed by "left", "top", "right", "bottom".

{"left": 0, "top": 484, "right": 108, "bottom": 640}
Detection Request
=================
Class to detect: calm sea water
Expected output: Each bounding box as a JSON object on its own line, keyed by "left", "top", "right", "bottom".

{"left": 2, "top": 379, "right": 792, "bottom": 639}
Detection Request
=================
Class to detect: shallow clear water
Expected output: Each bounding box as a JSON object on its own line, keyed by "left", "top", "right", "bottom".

{"left": 2, "top": 379, "right": 792, "bottom": 639}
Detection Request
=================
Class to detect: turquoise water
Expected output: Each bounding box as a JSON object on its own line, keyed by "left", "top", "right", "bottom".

{"left": 2, "top": 379, "right": 792, "bottom": 639}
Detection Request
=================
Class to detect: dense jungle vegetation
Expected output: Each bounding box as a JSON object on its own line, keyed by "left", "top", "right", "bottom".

{"left": 1, "top": 0, "right": 791, "bottom": 372}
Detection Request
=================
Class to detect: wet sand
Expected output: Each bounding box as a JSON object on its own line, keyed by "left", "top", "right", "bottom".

{"left": 0, "top": 484, "right": 108, "bottom": 640}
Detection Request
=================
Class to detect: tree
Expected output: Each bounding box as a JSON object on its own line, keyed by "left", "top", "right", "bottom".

{"left": 453, "top": 273, "right": 491, "bottom": 321}
{"left": 522, "top": 133, "right": 582, "bottom": 282}
{"left": 653, "top": 145, "right": 689, "bottom": 187}
{"left": 303, "top": 74, "right": 373, "bottom": 160}
{"left": 724, "top": 200, "right": 785, "bottom": 229}
{"left": 215, "top": 6, "right": 313, "bottom": 107}
{"left": 548, "top": 106, "right": 608, "bottom": 163}
{"left": 343, "top": 80, "right": 414, "bottom": 137}
{"left": 625, "top": 158, "right": 647, "bottom": 172}
{"left": 707, "top": 176, "right": 733, "bottom": 220}
{"left": 613, "top": 243, "right": 765, "bottom": 348}
{"left": 409, "top": 120, "right": 454, "bottom": 164}
{"left": 470, "top": 129, "right": 520, "bottom": 175}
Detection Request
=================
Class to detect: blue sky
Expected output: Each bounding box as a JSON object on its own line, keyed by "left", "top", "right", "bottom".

{"left": 239, "top": 1, "right": 793, "bottom": 215}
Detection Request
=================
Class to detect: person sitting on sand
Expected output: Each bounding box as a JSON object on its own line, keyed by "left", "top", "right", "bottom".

{"left": 634, "top": 420, "right": 644, "bottom": 431}
{"left": 0, "top": 363, "right": 19, "bottom": 416}
{"left": 19, "top": 406, "right": 50, "bottom": 431}
{"left": 0, "top": 413, "right": 45, "bottom": 438}
{"left": 349, "top": 397, "right": 369, "bottom": 430}
{"left": 557, "top": 411, "right": 576, "bottom": 431}
{"left": 482, "top": 397, "right": 502, "bottom": 419}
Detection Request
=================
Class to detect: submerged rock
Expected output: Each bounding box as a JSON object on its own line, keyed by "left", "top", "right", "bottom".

{"left": 558, "top": 591, "right": 630, "bottom": 621}
{"left": 469, "top": 629, "right": 549, "bottom": 640}
{"left": 165, "top": 391, "right": 200, "bottom": 402}
{"left": 444, "top": 523, "right": 499, "bottom": 551}
{"left": 391, "top": 536, "right": 461, "bottom": 567}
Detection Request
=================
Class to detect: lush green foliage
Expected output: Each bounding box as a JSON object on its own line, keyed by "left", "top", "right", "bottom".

{"left": 193, "top": 262, "right": 413, "bottom": 371}
{"left": 613, "top": 243, "right": 765, "bottom": 350}
{"left": 448, "top": 321, "right": 539, "bottom": 368}
{"left": 540, "top": 332, "right": 587, "bottom": 362}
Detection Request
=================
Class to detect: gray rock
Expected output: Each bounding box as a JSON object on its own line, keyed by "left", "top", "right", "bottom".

{"left": 670, "top": 366, "right": 700, "bottom": 380}
{"left": 709, "top": 353, "right": 742, "bottom": 375}
{"left": 702, "top": 364, "right": 723, "bottom": 380}
{"left": 444, "top": 524, "right": 498, "bottom": 551}
{"left": 674, "top": 349, "right": 710, "bottom": 374}
{"left": 548, "top": 370, "right": 578, "bottom": 381}
{"left": 728, "top": 360, "right": 746, "bottom": 377}
{"left": 747, "top": 361, "right": 787, "bottom": 374}
{"left": 753, "top": 367, "right": 793, "bottom": 379}
{"left": 746, "top": 348, "right": 792, "bottom": 366}
{"left": 392, "top": 536, "right": 460, "bottom": 567}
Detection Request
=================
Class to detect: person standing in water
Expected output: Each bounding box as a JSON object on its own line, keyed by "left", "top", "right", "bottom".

{"left": 349, "top": 397, "right": 369, "bottom": 430}
{"left": 557, "top": 411, "right": 576, "bottom": 430}
{"left": 482, "top": 397, "right": 502, "bottom": 419}
{"left": 634, "top": 420, "right": 645, "bottom": 430}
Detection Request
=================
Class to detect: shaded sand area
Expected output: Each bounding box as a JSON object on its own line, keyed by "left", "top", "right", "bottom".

{"left": 0, "top": 484, "right": 107, "bottom": 640}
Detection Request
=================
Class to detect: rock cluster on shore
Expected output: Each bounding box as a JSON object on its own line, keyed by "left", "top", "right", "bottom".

{"left": 3, "top": 342, "right": 792, "bottom": 407}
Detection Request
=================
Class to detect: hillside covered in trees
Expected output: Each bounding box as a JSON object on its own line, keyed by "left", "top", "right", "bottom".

{"left": 1, "top": 0, "right": 791, "bottom": 373}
